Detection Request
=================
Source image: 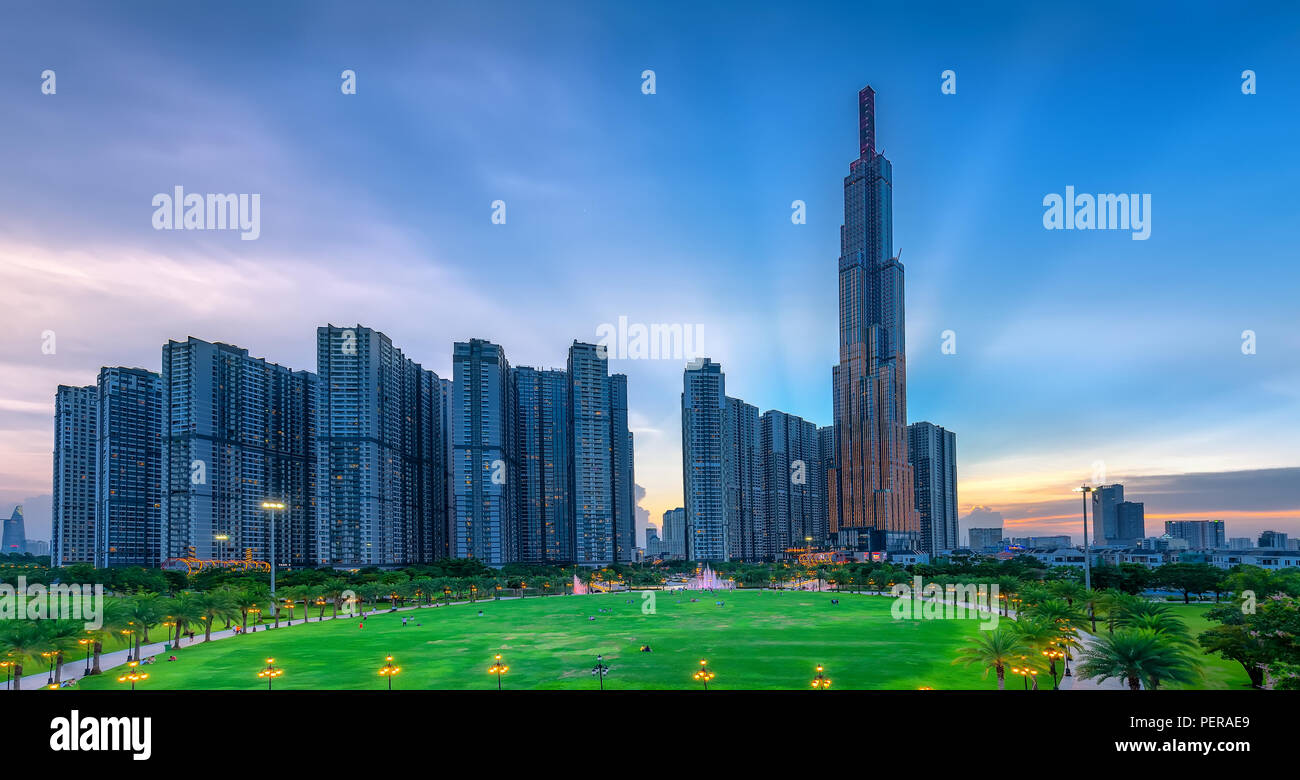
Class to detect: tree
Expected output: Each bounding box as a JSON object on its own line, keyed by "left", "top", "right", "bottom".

{"left": 198, "top": 590, "right": 240, "bottom": 641}
{"left": 0, "top": 621, "right": 46, "bottom": 691}
{"left": 1154, "top": 563, "right": 1223, "bottom": 604}
{"left": 168, "top": 592, "right": 206, "bottom": 647}
{"left": 953, "top": 627, "right": 1028, "bottom": 690}
{"left": 1077, "top": 629, "right": 1201, "bottom": 690}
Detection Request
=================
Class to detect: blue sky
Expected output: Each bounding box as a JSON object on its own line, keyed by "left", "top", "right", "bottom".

{"left": 1, "top": 0, "right": 1297, "bottom": 543}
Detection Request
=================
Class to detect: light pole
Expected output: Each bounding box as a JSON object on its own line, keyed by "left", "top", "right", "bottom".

{"left": 810, "top": 664, "right": 831, "bottom": 690}
{"left": 79, "top": 636, "right": 94, "bottom": 676}
{"left": 261, "top": 501, "right": 286, "bottom": 624}
{"left": 1076, "top": 486, "right": 1093, "bottom": 591}
{"left": 592, "top": 655, "right": 610, "bottom": 690}
{"left": 488, "top": 654, "right": 508, "bottom": 690}
{"left": 379, "top": 654, "right": 401, "bottom": 690}
{"left": 258, "top": 657, "right": 284, "bottom": 690}
{"left": 117, "top": 660, "right": 148, "bottom": 691}
{"left": 693, "top": 659, "right": 715, "bottom": 690}
{"left": 1, "top": 660, "right": 12, "bottom": 691}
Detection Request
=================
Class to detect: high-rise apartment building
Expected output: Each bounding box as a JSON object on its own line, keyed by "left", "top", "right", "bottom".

{"left": 163, "top": 337, "right": 317, "bottom": 568}
{"left": 317, "top": 326, "right": 446, "bottom": 566}
{"left": 2, "top": 506, "right": 27, "bottom": 556}
{"left": 969, "top": 527, "right": 1004, "bottom": 552}
{"left": 908, "top": 422, "right": 958, "bottom": 555}
{"left": 723, "top": 397, "right": 763, "bottom": 560}
{"left": 661, "top": 507, "right": 687, "bottom": 559}
{"left": 1114, "top": 501, "right": 1145, "bottom": 546}
{"left": 829, "top": 85, "right": 919, "bottom": 552}
{"left": 568, "top": 341, "right": 616, "bottom": 565}
{"left": 760, "top": 409, "right": 824, "bottom": 559}
{"left": 682, "top": 359, "right": 728, "bottom": 560}
{"left": 53, "top": 385, "right": 97, "bottom": 565}
{"left": 610, "top": 372, "right": 636, "bottom": 563}
{"left": 97, "top": 367, "right": 163, "bottom": 567}
{"left": 1092, "top": 484, "right": 1124, "bottom": 545}
{"left": 452, "top": 338, "right": 516, "bottom": 565}
{"left": 1165, "top": 520, "right": 1226, "bottom": 550}
{"left": 514, "top": 366, "right": 571, "bottom": 563}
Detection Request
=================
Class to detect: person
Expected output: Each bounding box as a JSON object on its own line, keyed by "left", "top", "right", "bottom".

{"left": 167, "top": 655, "right": 177, "bottom": 662}
{"left": 478, "top": 610, "right": 484, "bottom": 617}
{"left": 402, "top": 617, "right": 407, "bottom": 627}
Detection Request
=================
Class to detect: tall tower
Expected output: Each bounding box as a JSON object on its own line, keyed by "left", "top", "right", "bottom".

{"left": 829, "top": 85, "right": 920, "bottom": 551}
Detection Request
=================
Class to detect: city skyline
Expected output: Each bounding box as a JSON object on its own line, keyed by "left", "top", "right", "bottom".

{"left": 3, "top": 1, "right": 1298, "bottom": 545}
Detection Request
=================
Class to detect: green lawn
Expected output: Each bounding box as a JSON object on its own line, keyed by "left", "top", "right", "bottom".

{"left": 1160, "top": 603, "right": 1253, "bottom": 690}
{"left": 76, "top": 590, "right": 1007, "bottom": 691}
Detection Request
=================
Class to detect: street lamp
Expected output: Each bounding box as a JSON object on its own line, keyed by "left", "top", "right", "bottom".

{"left": 117, "top": 660, "right": 148, "bottom": 691}
{"left": 488, "top": 654, "right": 508, "bottom": 690}
{"left": 810, "top": 664, "right": 831, "bottom": 690}
{"left": 378, "top": 654, "right": 401, "bottom": 690}
{"left": 1010, "top": 665, "right": 1039, "bottom": 691}
{"left": 257, "top": 657, "right": 284, "bottom": 690}
{"left": 79, "top": 635, "right": 95, "bottom": 676}
{"left": 1074, "top": 485, "right": 1093, "bottom": 590}
{"left": 693, "top": 659, "right": 715, "bottom": 690}
{"left": 1, "top": 659, "right": 13, "bottom": 691}
{"left": 214, "top": 532, "right": 229, "bottom": 563}
{"left": 260, "top": 500, "right": 286, "bottom": 622}
{"left": 591, "top": 655, "right": 610, "bottom": 690}
{"left": 247, "top": 606, "right": 261, "bottom": 633}
{"left": 1043, "top": 648, "right": 1065, "bottom": 689}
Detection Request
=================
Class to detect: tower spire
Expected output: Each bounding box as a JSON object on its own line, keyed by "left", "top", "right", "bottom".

{"left": 858, "top": 85, "right": 876, "bottom": 158}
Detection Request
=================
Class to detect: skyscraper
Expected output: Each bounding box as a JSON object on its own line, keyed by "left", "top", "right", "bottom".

{"left": 317, "top": 326, "right": 446, "bottom": 567}
{"left": 760, "top": 409, "right": 824, "bottom": 559}
{"left": 829, "top": 85, "right": 919, "bottom": 552}
{"left": 610, "top": 373, "right": 636, "bottom": 563}
{"left": 1091, "top": 484, "right": 1124, "bottom": 545}
{"left": 1114, "top": 501, "right": 1145, "bottom": 546}
{"left": 661, "top": 507, "right": 687, "bottom": 559}
{"left": 514, "top": 366, "right": 572, "bottom": 563}
{"left": 723, "top": 397, "right": 762, "bottom": 560}
{"left": 163, "top": 337, "right": 317, "bottom": 567}
{"left": 452, "top": 338, "right": 516, "bottom": 565}
{"left": 908, "top": 422, "right": 958, "bottom": 555}
{"left": 2, "top": 505, "right": 26, "bottom": 556}
{"left": 568, "top": 341, "right": 615, "bottom": 565}
{"left": 97, "top": 367, "right": 163, "bottom": 567}
{"left": 682, "top": 359, "right": 727, "bottom": 560}
{"left": 53, "top": 385, "right": 97, "bottom": 565}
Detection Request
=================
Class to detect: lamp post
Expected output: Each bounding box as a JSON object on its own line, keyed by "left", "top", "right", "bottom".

{"left": 257, "top": 657, "right": 284, "bottom": 690}
{"left": 488, "top": 654, "right": 508, "bottom": 690}
{"left": 1075, "top": 486, "right": 1093, "bottom": 591}
{"left": 117, "top": 660, "right": 148, "bottom": 691}
{"left": 693, "top": 659, "right": 715, "bottom": 690}
{"left": 591, "top": 655, "right": 610, "bottom": 690}
{"left": 1, "top": 660, "right": 13, "bottom": 691}
{"left": 810, "top": 664, "right": 831, "bottom": 690}
{"left": 214, "top": 532, "right": 229, "bottom": 564}
{"left": 79, "top": 636, "right": 94, "bottom": 676}
{"left": 261, "top": 501, "right": 286, "bottom": 623}
{"left": 379, "top": 655, "right": 401, "bottom": 690}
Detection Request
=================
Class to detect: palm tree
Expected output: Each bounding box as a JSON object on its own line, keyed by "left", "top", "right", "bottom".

{"left": 231, "top": 586, "right": 268, "bottom": 634}
{"left": 1115, "top": 608, "right": 1194, "bottom": 646}
{"left": 1025, "top": 599, "right": 1087, "bottom": 633}
{"left": 169, "top": 592, "right": 206, "bottom": 647}
{"left": 1096, "top": 590, "right": 1140, "bottom": 634}
{"left": 1048, "top": 579, "right": 1085, "bottom": 608}
{"left": 40, "top": 620, "right": 85, "bottom": 687}
{"left": 953, "top": 627, "right": 1029, "bottom": 690}
{"left": 0, "top": 621, "right": 46, "bottom": 691}
{"left": 1077, "top": 629, "right": 1201, "bottom": 690}
{"left": 198, "top": 590, "right": 240, "bottom": 641}
{"left": 122, "top": 594, "right": 167, "bottom": 660}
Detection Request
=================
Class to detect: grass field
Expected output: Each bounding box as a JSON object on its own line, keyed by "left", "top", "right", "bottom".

{"left": 76, "top": 590, "right": 1009, "bottom": 691}
{"left": 1160, "top": 603, "right": 1253, "bottom": 690}
{"left": 71, "top": 592, "right": 1246, "bottom": 691}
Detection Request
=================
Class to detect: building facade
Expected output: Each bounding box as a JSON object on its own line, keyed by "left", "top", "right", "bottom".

{"left": 610, "top": 372, "right": 636, "bottom": 563}
{"left": 53, "top": 385, "right": 97, "bottom": 565}
{"left": 908, "top": 421, "right": 958, "bottom": 555}
{"left": 829, "top": 85, "right": 919, "bottom": 552}
{"left": 97, "top": 367, "right": 163, "bottom": 567}
{"left": 760, "top": 409, "right": 824, "bottom": 559}
{"left": 452, "top": 338, "right": 516, "bottom": 565}
{"left": 514, "top": 366, "right": 572, "bottom": 564}
{"left": 682, "top": 359, "right": 727, "bottom": 560}
{"left": 723, "top": 397, "right": 763, "bottom": 560}
{"left": 1092, "top": 484, "right": 1124, "bottom": 545}
{"left": 1164, "top": 520, "right": 1226, "bottom": 551}
{"left": 163, "top": 337, "right": 317, "bottom": 568}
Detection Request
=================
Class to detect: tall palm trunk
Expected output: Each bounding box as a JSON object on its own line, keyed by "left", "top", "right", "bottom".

{"left": 12, "top": 662, "right": 22, "bottom": 691}
{"left": 1127, "top": 675, "right": 1141, "bottom": 690}
{"left": 204, "top": 618, "right": 213, "bottom": 642}
{"left": 91, "top": 640, "right": 103, "bottom": 675}
{"left": 996, "top": 665, "right": 1006, "bottom": 690}
{"left": 54, "top": 653, "right": 65, "bottom": 686}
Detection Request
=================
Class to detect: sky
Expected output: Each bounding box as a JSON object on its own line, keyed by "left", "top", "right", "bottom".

{"left": 1, "top": 0, "right": 1297, "bottom": 546}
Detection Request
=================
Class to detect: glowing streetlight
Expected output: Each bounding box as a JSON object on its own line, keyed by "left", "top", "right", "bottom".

{"left": 378, "top": 654, "right": 401, "bottom": 690}
{"left": 257, "top": 657, "right": 284, "bottom": 690}
{"left": 810, "top": 664, "right": 831, "bottom": 690}
{"left": 1010, "top": 665, "right": 1039, "bottom": 691}
{"left": 1073, "top": 485, "right": 1094, "bottom": 590}
{"left": 117, "top": 660, "right": 148, "bottom": 691}
{"left": 488, "top": 654, "right": 508, "bottom": 690}
{"left": 693, "top": 659, "right": 715, "bottom": 690}
{"left": 260, "top": 500, "right": 286, "bottom": 621}
{"left": 1, "top": 659, "right": 14, "bottom": 691}
{"left": 78, "top": 635, "right": 95, "bottom": 676}
{"left": 1042, "top": 648, "right": 1065, "bottom": 689}
{"left": 591, "top": 655, "right": 610, "bottom": 690}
